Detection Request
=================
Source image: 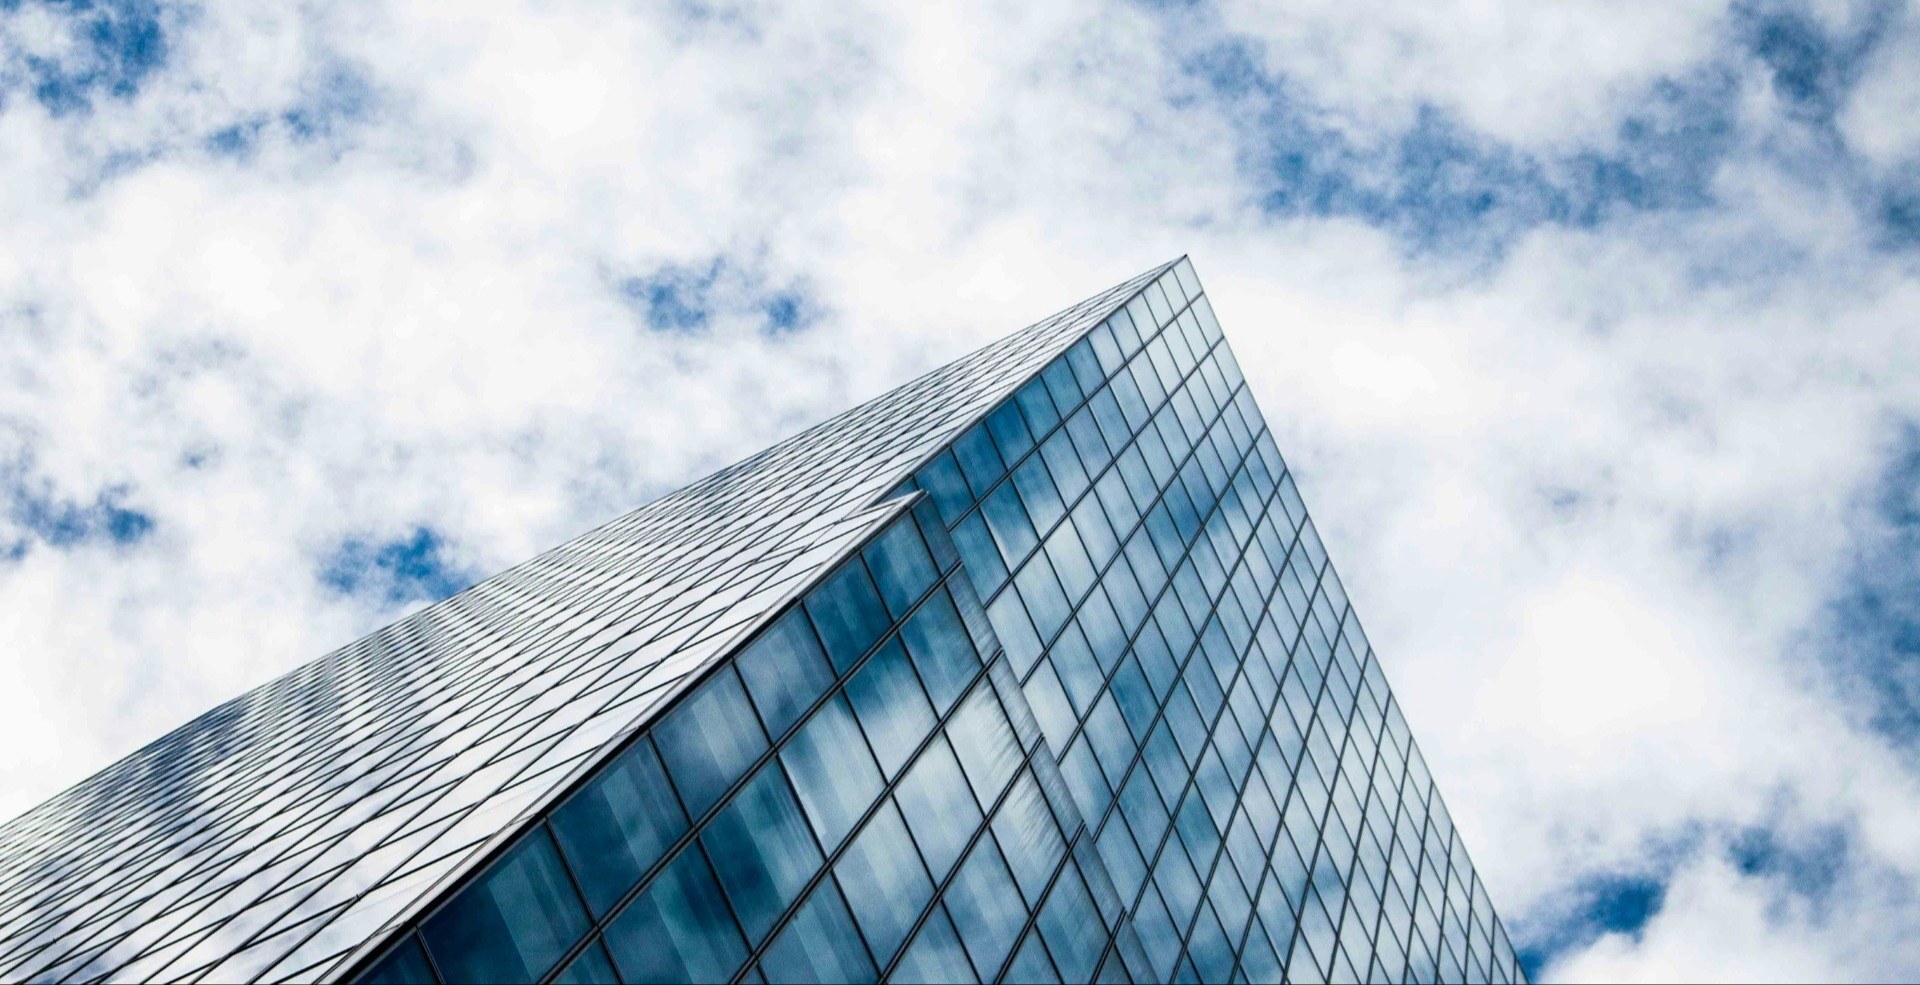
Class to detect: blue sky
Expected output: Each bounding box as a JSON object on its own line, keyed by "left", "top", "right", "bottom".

{"left": 4, "top": 0, "right": 1920, "bottom": 979}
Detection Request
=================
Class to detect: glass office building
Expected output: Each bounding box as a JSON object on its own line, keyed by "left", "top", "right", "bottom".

{"left": 0, "top": 259, "right": 1525, "bottom": 985}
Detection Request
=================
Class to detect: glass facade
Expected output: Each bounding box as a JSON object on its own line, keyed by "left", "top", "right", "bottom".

{"left": 0, "top": 258, "right": 1522, "bottom": 985}
{"left": 357, "top": 500, "right": 1141, "bottom": 985}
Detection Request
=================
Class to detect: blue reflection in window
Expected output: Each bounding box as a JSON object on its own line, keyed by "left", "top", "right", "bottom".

{"left": 782, "top": 695, "right": 884, "bottom": 852}
{"left": 864, "top": 521, "right": 939, "bottom": 619}
{"left": 421, "top": 827, "right": 588, "bottom": 985}
{"left": 894, "top": 736, "right": 981, "bottom": 882}
{"left": 551, "top": 939, "right": 618, "bottom": 985}
{"left": 655, "top": 669, "right": 768, "bottom": 819}
{"left": 704, "top": 762, "right": 825, "bottom": 944}
{"left": 804, "top": 560, "right": 891, "bottom": 673}
{"left": 944, "top": 836, "right": 1027, "bottom": 976}
{"left": 736, "top": 608, "right": 836, "bottom": 741}
{"left": 980, "top": 482, "right": 1038, "bottom": 566}
{"left": 758, "top": 880, "right": 877, "bottom": 985}
{"left": 899, "top": 589, "right": 979, "bottom": 715}
{"left": 604, "top": 845, "right": 746, "bottom": 984}
{"left": 986, "top": 402, "right": 1035, "bottom": 464}
{"left": 1037, "top": 867, "right": 1104, "bottom": 982}
{"left": 550, "top": 736, "right": 688, "bottom": 916}
{"left": 835, "top": 801, "right": 935, "bottom": 966}
{"left": 844, "top": 637, "right": 936, "bottom": 780}
{"left": 894, "top": 905, "right": 979, "bottom": 985}
{"left": 952, "top": 427, "right": 1005, "bottom": 498}
{"left": 358, "top": 936, "right": 434, "bottom": 985}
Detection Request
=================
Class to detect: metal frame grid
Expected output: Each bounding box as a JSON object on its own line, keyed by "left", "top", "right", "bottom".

{"left": 350, "top": 497, "right": 1146, "bottom": 985}
{"left": 900, "top": 261, "right": 1525, "bottom": 984}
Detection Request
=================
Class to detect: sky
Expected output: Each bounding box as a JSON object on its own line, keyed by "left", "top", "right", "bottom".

{"left": 1, "top": 0, "right": 1918, "bottom": 980}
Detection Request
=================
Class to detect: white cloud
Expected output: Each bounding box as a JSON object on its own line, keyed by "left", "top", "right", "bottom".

{"left": 3, "top": 1, "right": 1919, "bottom": 980}
{"left": 1212, "top": 0, "right": 1733, "bottom": 148}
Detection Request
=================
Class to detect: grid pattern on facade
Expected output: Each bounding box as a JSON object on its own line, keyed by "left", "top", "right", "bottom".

{"left": 353, "top": 499, "right": 1147, "bottom": 985}
{"left": 0, "top": 264, "right": 1172, "bottom": 985}
{"left": 0, "top": 256, "right": 1526, "bottom": 985}
{"left": 902, "top": 264, "right": 1525, "bottom": 984}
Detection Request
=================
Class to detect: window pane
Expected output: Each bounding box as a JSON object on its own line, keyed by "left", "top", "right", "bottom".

{"left": 951, "top": 427, "right": 1005, "bottom": 498}
{"left": 864, "top": 520, "right": 939, "bottom": 619}
{"left": 980, "top": 482, "right": 1038, "bottom": 566}
{"left": 844, "top": 637, "right": 936, "bottom": 780}
{"left": 899, "top": 588, "right": 980, "bottom": 715}
{"left": 804, "top": 560, "right": 891, "bottom": 673}
{"left": 1006, "top": 933, "right": 1061, "bottom": 985}
{"left": 736, "top": 608, "right": 836, "bottom": 741}
{"left": 894, "top": 737, "right": 982, "bottom": 883}
{"left": 986, "top": 402, "right": 1035, "bottom": 464}
{"left": 656, "top": 669, "right": 768, "bottom": 819}
{"left": 550, "top": 940, "right": 617, "bottom": 985}
{"left": 892, "top": 905, "right": 979, "bottom": 985}
{"left": 604, "top": 846, "right": 746, "bottom": 985}
{"left": 991, "top": 771, "right": 1066, "bottom": 908}
{"left": 550, "top": 737, "right": 688, "bottom": 916}
{"left": 758, "top": 880, "right": 876, "bottom": 985}
{"left": 915, "top": 451, "right": 972, "bottom": 523}
{"left": 835, "top": 801, "right": 935, "bottom": 965}
{"left": 704, "top": 762, "right": 825, "bottom": 944}
{"left": 421, "top": 828, "right": 588, "bottom": 985}
{"left": 945, "top": 687, "right": 1020, "bottom": 808}
{"left": 782, "top": 696, "right": 884, "bottom": 852}
{"left": 942, "top": 836, "right": 1026, "bottom": 977}
{"left": 1037, "top": 867, "right": 1105, "bottom": 983}
{"left": 357, "top": 936, "right": 434, "bottom": 985}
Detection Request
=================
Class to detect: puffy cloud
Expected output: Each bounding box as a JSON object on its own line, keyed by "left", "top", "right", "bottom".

{"left": 2, "top": 0, "right": 1919, "bottom": 980}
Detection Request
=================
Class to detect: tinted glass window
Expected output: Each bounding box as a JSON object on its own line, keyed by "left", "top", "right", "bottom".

{"left": 835, "top": 801, "right": 935, "bottom": 965}
{"left": 757, "top": 880, "right": 876, "bottom": 985}
{"left": 704, "top": 762, "right": 825, "bottom": 943}
{"left": 781, "top": 695, "right": 884, "bottom": 852}
{"left": 735, "top": 608, "right": 836, "bottom": 740}
{"left": 421, "top": 828, "right": 588, "bottom": 985}
{"left": 805, "top": 560, "right": 892, "bottom": 672}
{"left": 550, "top": 737, "right": 688, "bottom": 917}
{"left": 655, "top": 669, "right": 768, "bottom": 819}
{"left": 604, "top": 846, "right": 746, "bottom": 984}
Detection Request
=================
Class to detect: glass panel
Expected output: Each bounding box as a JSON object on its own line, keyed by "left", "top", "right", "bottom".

{"left": 893, "top": 905, "right": 979, "bottom": 985}
{"left": 655, "top": 669, "right": 769, "bottom": 819}
{"left": 550, "top": 737, "right": 688, "bottom": 917}
{"left": 835, "top": 801, "right": 934, "bottom": 965}
{"left": 945, "top": 687, "right": 1020, "bottom": 808}
{"left": 899, "top": 588, "right": 980, "bottom": 715}
{"left": 782, "top": 695, "right": 884, "bottom": 852}
{"left": 704, "top": 762, "right": 825, "bottom": 944}
{"left": 420, "top": 828, "right": 588, "bottom": 985}
{"left": 844, "top": 637, "right": 937, "bottom": 781}
{"left": 604, "top": 846, "right": 747, "bottom": 985}
{"left": 736, "top": 608, "right": 837, "bottom": 741}
{"left": 1036, "top": 867, "right": 1105, "bottom": 983}
{"left": 1007, "top": 933, "right": 1062, "bottom": 985}
{"left": 893, "top": 736, "right": 982, "bottom": 883}
{"left": 952, "top": 426, "right": 1006, "bottom": 497}
{"left": 357, "top": 936, "right": 435, "bottom": 985}
{"left": 758, "top": 880, "right": 877, "bottom": 985}
{"left": 805, "top": 559, "right": 892, "bottom": 673}
{"left": 864, "top": 520, "right": 939, "bottom": 619}
{"left": 551, "top": 940, "right": 618, "bottom": 985}
{"left": 942, "top": 836, "right": 1026, "bottom": 978}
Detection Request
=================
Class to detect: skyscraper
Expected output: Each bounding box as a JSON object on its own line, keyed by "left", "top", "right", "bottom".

{"left": 0, "top": 259, "right": 1525, "bottom": 984}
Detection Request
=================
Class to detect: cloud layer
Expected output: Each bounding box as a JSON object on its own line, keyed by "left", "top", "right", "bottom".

{"left": 4, "top": 0, "right": 1919, "bottom": 979}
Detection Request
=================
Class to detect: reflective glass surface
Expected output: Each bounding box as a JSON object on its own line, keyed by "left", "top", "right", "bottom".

{"left": 0, "top": 259, "right": 1521, "bottom": 985}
